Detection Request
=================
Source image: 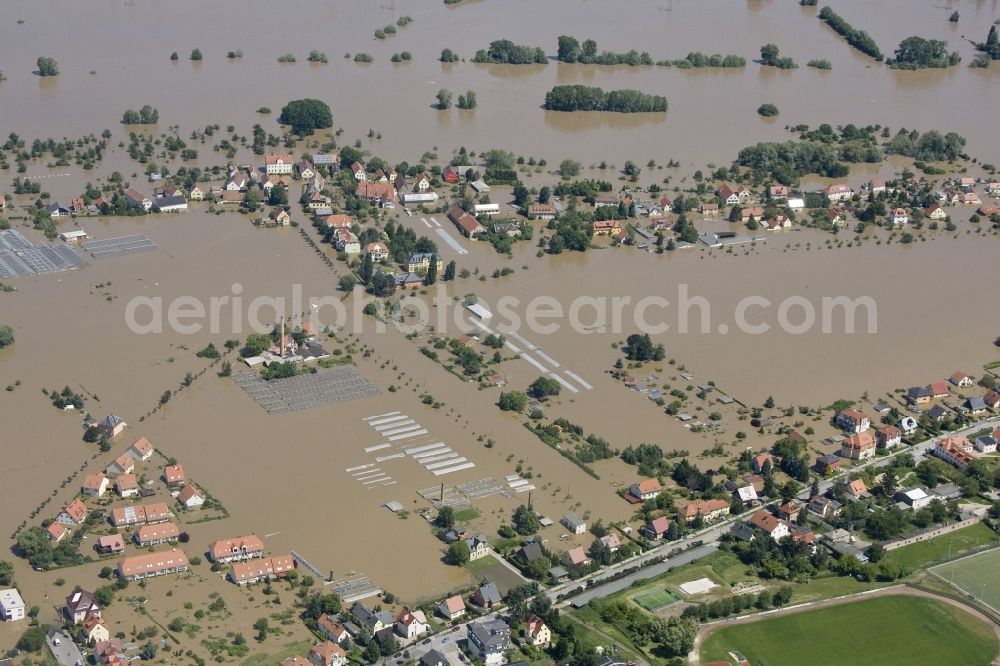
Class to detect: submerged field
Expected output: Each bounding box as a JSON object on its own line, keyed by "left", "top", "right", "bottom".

{"left": 699, "top": 595, "right": 999, "bottom": 666}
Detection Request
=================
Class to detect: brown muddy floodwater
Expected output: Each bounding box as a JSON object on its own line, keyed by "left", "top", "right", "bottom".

{"left": 1, "top": 0, "right": 1000, "bottom": 166}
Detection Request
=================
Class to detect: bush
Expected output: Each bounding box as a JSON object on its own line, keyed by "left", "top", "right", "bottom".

{"left": 36, "top": 57, "right": 58, "bottom": 76}
{"left": 190, "top": 49, "right": 203, "bottom": 61}
{"left": 757, "top": 103, "right": 780, "bottom": 117}
{"left": 807, "top": 59, "right": 832, "bottom": 69}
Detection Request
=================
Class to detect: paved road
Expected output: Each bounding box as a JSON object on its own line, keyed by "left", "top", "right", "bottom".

{"left": 47, "top": 629, "right": 84, "bottom": 666}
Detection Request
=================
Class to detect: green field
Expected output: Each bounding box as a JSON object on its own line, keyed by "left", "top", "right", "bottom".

{"left": 632, "top": 588, "right": 679, "bottom": 612}
{"left": 931, "top": 547, "right": 1000, "bottom": 612}
{"left": 700, "top": 595, "right": 998, "bottom": 666}
{"left": 884, "top": 523, "right": 1000, "bottom": 570}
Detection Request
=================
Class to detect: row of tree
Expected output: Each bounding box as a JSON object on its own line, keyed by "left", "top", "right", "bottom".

{"left": 543, "top": 85, "right": 667, "bottom": 113}
{"left": 817, "top": 6, "right": 883, "bottom": 60}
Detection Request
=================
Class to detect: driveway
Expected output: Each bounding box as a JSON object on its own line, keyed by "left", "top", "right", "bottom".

{"left": 47, "top": 629, "right": 84, "bottom": 666}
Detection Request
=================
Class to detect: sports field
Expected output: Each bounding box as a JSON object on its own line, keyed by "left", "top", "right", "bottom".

{"left": 699, "top": 595, "right": 998, "bottom": 666}
{"left": 632, "top": 588, "right": 679, "bottom": 612}
{"left": 884, "top": 522, "right": 1000, "bottom": 570}
{"left": 931, "top": 547, "right": 1000, "bottom": 613}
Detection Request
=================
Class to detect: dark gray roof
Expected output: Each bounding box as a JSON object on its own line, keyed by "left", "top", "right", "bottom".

{"left": 518, "top": 542, "right": 544, "bottom": 562}
{"left": 155, "top": 195, "right": 187, "bottom": 208}
{"left": 475, "top": 581, "right": 502, "bottom": 605}
{"left": 420, "top": 649, "right": 450, "bottom": 666}
{"left": 468, "top": 618, "right": 510, "bottom": 651}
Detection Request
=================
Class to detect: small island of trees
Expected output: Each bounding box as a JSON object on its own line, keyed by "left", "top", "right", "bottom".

{"left": 36, "top": 56, "right": 58, "bottom": 76}
{"left": 807, "top": 59, "right": 832, "bottom": 70}
{"left": 278, "top": 98, "right": 333, "bottom": 135}
{"left": 556, "top": 36, "right": 652, "bottom": 66}
{"left": 757, "top": 103, "right": 779, "bottom": 117}
{"left": 887, "top": 36, "right": 960, "bottom": 69}
{"left": 759, "top": 44, "right": 797, "bottom": 69}
{"left": 440, "top": 48, "right": 460, "bottom": 62}
{"left": 544, "top": 85, "right": 667, "bottom": 113}
{"left": 472, "top": 39, "right": 546, "bottom": 64}
{"left": 121, "top": 105, "right": 160, "bottom": 125}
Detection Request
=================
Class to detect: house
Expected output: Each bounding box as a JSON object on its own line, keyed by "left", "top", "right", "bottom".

{"left": 127, "top": 437, "right": 155, "bottom": 461}
{"left": 527, "top": 203, "right": 557, "bottom": 220}
{"left": 965, "top": 396, "right": 988, "bottom": 415}
{"left": 155, "top": 194, "right": 187, "bottom": 213}
{"left": 747, "top": 510, "right": 790, "bottom": 541}
{"left": 296, "top": 160, "right": 315, "bottom": 180}
{"left": 561, "top": 512, "right": 587, "bottom": 534}
{"left": 313, "top": 153, "right": 338, "bottom": 167}
{"left": 438, "top": 595, "right": 466, "bottom": 620}
{"left": 189, "top": 184, "right": 206, "bottom": 201}
{"left": 887, "top": 208, "right": 908, "bottom": 225}
{"left": 83, "top": 615, "right": 110, "bottom": 644}
{"left": 118, "top": 549, "right": 188, "bottom": 580}
{"left": 769, "top": 185, "right": 789, "bottom": 200}
{"left": 96, "top": 534, "right": 124, "bottom": 554}
{"left": 307, "top": 641, "right": 347, "bottom": 666}
{"left": 592, "top": 219, "right": 622, "bottom": 236}
{"left": 209, "top": 535, "right": 265, "bottom": 563}
{"left": 974, "top": 436, "right": 997, "bottom": 454}
{"left": 835, "top": 409, "right": 870, "bottom": 433}
{"left": 46, "top": 522, "right": 68, "bottom": 543}
{"left": 57, "top": 499, "right": 88, "bottom": 526}
{"left": 467, "top": 619, "right": 511, "bottom": 665}
{"left": 600, "top": 533, "right": 621, "bottom": 552}
{"left": 135, "top": 522, "right": 180, "bottom": 547}
{"left": 876, "top": 425, "right": 902, "bottom": 449}
{"left": 59, "top": 229, "right": 89, "bottom": 243}
{"left": 220, "top": 190, "right": 245, "bottom": 205}
{"left": 840, "top": 431, "right": 876, "bottom": 461}
{"left": 716, "top": 184, "right": 748, "bottom": 205}
{"left": 898, "top": 416, "right": 918, "bottom": 435}
{"left": 984, "top": 390, "right": 1000, "bottom": 410}
{"left": 763, "top": 215, "right": 791, "bottom": 230}
{"left": 824, "top": 209, "right": 846, "bottom": 227}
{"left": 364, "top": 242, "right": 389, "bottom": 261}
{"left": 351, "top": 603, "right": 393, "bottom": 633}
{"left": 894, "top": 487, "right": 932, "bottom": 510}
{"left": 111, "top": 502, "right": 170, "bottom": 528}
{"left": 978, "top": 204, "right": 999, "bottom": 216}
{"left": 124, "top": 188, "right": 153, "bottom": 212}
{"left": 394, "top": 607, "right": 429, "bottom": 639}
{"left": 46, "top": 202, "right": 72, "bottom": 218}
{"left": 807, "top": 495, "right": 842, "bottom": 518}
{"left": 700, "top": 202, "right": 720, "bottom": 215}
{"left": 787, "top": 197, "right": 805, "bottom": 210}
{"left": 472, "top": 581, "right": 503, "bottom": 608}
{"left": 265, "top": 154, "right": 295, "bottom": 175}
{"left": 351, "top": 162, "right": 366, "bottom": 181}
{"left": 733, "top": 484, "right": 758, "bottom": 505}
{"left": 442, "top": 165, "right": 460, "bottom": 183}
{"left": 847, "top": 478, "right": 869, "bottom": 498}
{"left": 928, "top": 381, "right": 950, "bottom": 398}
{"left": 229, "top": 554, "right": 295, "bottom": 585}
{"left": 82, "top": 473, "right": 110, "bottom": 497}
{"left": 65, "top": 589, "right": 101, "bottom": 624}
{"left": 814, "top": 454, "right": 841, "bottom": 475}
{"left": 163, "top": 464, "right": 186, "bottom": 488}
{"left": 0, "top": 589, "right": 25, "bottom": 622}
{"left": 641, "top": 516, "right": 671, "bottom": 539}
{"left": 515, "top": 542, "right": 545, "bottom": 564}
{"left": 740, "top": 206, "right": 764, "bottom": 223}
{"left": 932, "top": 436, "right": 976, "bottom": 472}
{"left": 962, "top": 192, "right": 982, "bottom": 206}
{"left": 356, "top": 182, "right": 396, "bottom": 203}
{"left": 988, "top": 182, "right": 1000, "bottom": 195}
{"left": 926, "top": 404, "right": 949, "bottom": 422}
{"left": 464, "top": 534, "right": 490, "bottom": 561}
{"left": 525, "top": 615, "right": 551, "bottom": 647}
{"left": 268, "top": 208, "right": 292, "bottom": 226}
{"left": 448, "top": 206, "right": 485, "bottom": 239}
{"left": 334, "top": 229, "right": 361, "bottom": 255}
{"left": 406, "top": 253, "right": 442, "bottom": 273}
{"left": 307, "top": 191, "right": 332, "bottom": 210}
{"left": 321, "top": 214, "right": 353, "bottom": 230}
{"left": 677, "top": 498, "right": 730, "bottom": 524}
{"left": 548, "top": 566, "right": 570, "bottom": 584}
{"left": 106, "top": 453, "right": 135, "bottom": 476}
{"left": 868, "top": 178, "right": 887, "bottom": 194}
{"left": 474, "top": 203, "right": 500, "bottom": 216}
{"left": 823, "top": 184, "right": 854, "bottom": 201}
{"left": 177, "top": 484, "right": 205, "bottom": 509}
{"left": 94, "top": 638, "right": 125, "bottom": 665}
{"left": 750, "top": 452, "right": 775, "bottom": 473}
{"left": 420, "top": 650, "right": 451, "bottom": 666}
{"left": 629, "top": 478, "right": 662, "bottom": 501}
{"left": 116, "top": 474, "right": 139, "bottom": 498}
{"left": 925, "top": 204, "right": 947, "bottom": 220}
{"left": 594, "top": 192, "right": 620, "bottom": 208}
{"left": 96, "top": 414, "right": 127, "bottom": 440}
{"left": 317, "top": 614, "right": 350, "bottom": 644}
{"left": 777, "top": 502, "right": 800, "bottom": 521}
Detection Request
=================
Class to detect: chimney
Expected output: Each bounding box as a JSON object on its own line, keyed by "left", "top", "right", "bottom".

{"left": 440, "top": 482, "right": 445, "bottom": 502}
{"left": 280, "top": 317, "right": 285, "bottom": 358}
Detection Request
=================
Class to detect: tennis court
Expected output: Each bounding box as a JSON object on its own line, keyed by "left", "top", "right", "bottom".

{"left": 930, "top": 547, "right": 1000, "bottom": 613}
{"left": 633, "top": 588, "right": 679, "bottom": 612}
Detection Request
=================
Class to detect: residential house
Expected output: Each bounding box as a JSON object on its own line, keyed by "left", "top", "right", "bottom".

{"left": 951, "top": 371, "right": 973, "bottom": 389}
{"left": 835, "top": 409, "right": 870, "bottom": 433}
{"left": 594, "top": 192, "right": 620, "bottom": 208}
{"left": 700, "top": 202, "right": 720, "bottom": 215}
{"left": 677, "top": 499, "right": 730, "bottom": 524}
{"left": 464, "top": 534, "right": 490, "bottom": 561}
{"left": 309, "top": 642, "right": 347, "bottom": 666}
{"left": 807, "top": 495, "right": 842, "bottom": 518}
{"left": 777, "top": 502, "right": 800, "bottom": 521}
{"left": 740, "top": 206, "right": 764, "bottom": 223}
{"left": 351, "top": 603, "right": 393, "bottom": 633}
{"left": 106, "top": 453, "right": 135, "bottom": 476}
{"left": 474, "top": 203, "right": 500, "bottom": 216}
{"left": 641, "top": 516, "right": 671, "bottom": 539}
{"left": 827, "top": 210, "right": 846, "bottom": 227}
{"left": 297, "top": 160, "right": 315, "bottom": 180}
{"left": 448, "top": 206, "right": 485, "bottom": 239}
{"left": 394, "top": 607, "right": 429, "bottom": 639}
{"left": 974, "top": 436, "right": 997, "bottom": 454}
{"left": 163, "top": 464, "right": 186, "bottom": 488}
{"left": 467, "top": 619, "right": 511, "bottom": 665}
{"left": 561, "top": 512, "right": 587, "bottom": 534}
{"left": 127, "top": 437, "right": 154, "bottom": 461}
{"left": 96, "top": 534, "right": 124, "bottom": 554}
{"left": 268, "top": 208, "right": 292, "bottom": 226}
{"left": 908, "top": 386, "right": 932, "bottom": 404}
{"left": 888, "top": 208, "right": 908, "bottom": 225}
{"left": 420, "top": 650, "right": 451, "bottom": 666}
{"left": 83, "top": 616, "right": 110, "bottom": 644}
{"left": 118, "top": 549, "right": 188, "bottom": 580}
{"left": 716, "top": 184, "right": 748, "bottom": 205}
{"left": 317, "top": 614, "right": 350, "bottom": 643}
{"left": 116, "top": 474, "right": 139, "bottom": 498}
{"left": 988, "top": 182, "right": 1000, "bottom": 195}
{"left": 894, "top": 487, "right": 932, "bottom": 510}
{"left": 265, "top": 154, "right": 295, "bottom": 175}
{"left": 220, "top": 190, "right": 244, "bottom": 205}
{"left": 984, "top": 390, "right": 1000, "bottom": 410}
{"left": 356, "top": 182, "right": 397, "bottom": 204}
{"left": 94, "top": 639, "right": 125, "bottom": 665}
{"left": 82, "top": 473, "right": 110, "bottom": 497}
{"left": 57, "top": 499, "right": 88, "bottom": 526}
{"left": 823, "top": 184, "right": 854, "bottom": 201}
{"left": 229, "top": 554, "right": 295, "bottom": 585}
{"left": 472, "top": 581, "right": 503, "bottom": 609}
{"left": 629, "top": 478, "right": 662, "bottom": 501}
{"left": 351, "top": 162, "right": 366, "bottom": 181}
{"left": 592, "top": 219, "right": 622, "bottom": 236}
{"left": 876, "top": 425, "right": 902, "bottom": 449}
{"left": 364, "top": 242, "right": 389, "bottom": 261}
{"left": 65, "top": 589, "right": 101, "bottom": 624}
{"left": 750, "top": 452, "right": 775, "bottom": 473}
{"left": 209, "top": 535, "right": 265, "bottom": 563}
{"left": 599, "top": 533, "right": 621, "bottom": 552}
{"left": 847, "top": 479, "right": 869, "bottom": 499}
{"left": 898, "top": 416, "right": 918, "bottom": 436}
{"left": 307, "top": 191, "right": 332, "bottom": 210}
{"left": 926, "top": 405, "right": 949, "bottom": 425}
{"left": 111, "top": 502, "right": 170, "bottom": 528}
{"left": 438, "top": 595, "right": 466, "bottom": 621}
{"left": 928, "top": 381, "right": 950, "bottom": 399}
{"left": 963, "top": 192, "right": 982, "bottom": 206}
{"left": 768, "top": 185, "right": 789, "bottom": 200}
{"left": 334, "top": 229, "right": 361, "bottom": 255}
{"left": 46, "top": 522, "right": 68, "bottom": 543}
{"left": 747, "top": 510, "right": 790, "bottom": 541}
{"left": 840, "top": 431, "right": 876, "bottom": 460}
{"left": 135, "top": 522, "right": 180, "bottom": 547}
{"left": 525, "top": 615, "right": 551, "bottom": 647}
{"left": 406, "top": 253, "right": 442, "bottom": 273}
{"left": 868, "top": 179, "right": 887, "bottom": 194}
{"left": 155, "top": 194, "right": 187, "bottom": 213}
{"left": 0, "top": 589, "right": 25, "bottom": 622}
{"left": 321, "top": 214, "right": 353, "bottom": 230}
{"left": 814, "top": 454, "right": 841, "bottom": 476}
{"left": 931, "top": 436, "right": 976, "bottom": 472}
{"left": 763, "top": 215, "right": 791, "bottom": 230}
{"left": 965, "top": 396, "right": 988, "bottom": 415}
{"left": 189, "top": 184, "right": 206, "bottom": 201}
{"left": 96, "top": 414, "right": 127, "bottom": 440}
{"left": 124, "top": 188, "right": 153, "bottom": 212}
{"left": 732, "top": 484, "right": 758, "bottom": 505}
{"left": 527, "top": 203, "right": 557, "bottom": 220}
{"left": 925, "top": 204, "right": 947, "bottom": 220}
{"left": 177, "top": 484, "right": 205, "bottom": 509}
{"left": 442, "top": 166, "right": 460, "bottom": 183}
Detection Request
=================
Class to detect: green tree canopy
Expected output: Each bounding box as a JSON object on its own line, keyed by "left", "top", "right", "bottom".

{"left": 278, "top": 98, "right": 334, "bottom": 135}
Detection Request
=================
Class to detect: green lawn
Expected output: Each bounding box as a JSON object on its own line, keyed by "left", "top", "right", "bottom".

{"left": 633, "top": 588, "right": 679, "bottom": 612}
{"left": 700, "top": 595, "right": 998, "bottom": 666}
{"left": 931, "top": 547, "right": 1000, "bottom": 612}
{"left": 466, "top": 554, "right": 501, "bottom": 572}
{"left": 240, "top": 640, "right": 311, "bottom": 666}
{"left": 453, "top": 507, "right": 481, "bottom": 522}
{"left": 884, "top": 523, "right": 1000, "bottom": 570}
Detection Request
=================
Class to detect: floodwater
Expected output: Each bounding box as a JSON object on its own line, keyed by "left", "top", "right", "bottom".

{"left": 1, "top": 0, "right": 999, "bottom": 166}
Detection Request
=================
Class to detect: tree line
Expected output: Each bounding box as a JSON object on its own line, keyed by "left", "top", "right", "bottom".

{"left": 544, "top": 85, "right": 667, "bottom": 113}
{"left": 818, "top": 6, "right": 883, "bottom": 60}
{"left": 472, "top": 39, "right": 547, "bottom": 64}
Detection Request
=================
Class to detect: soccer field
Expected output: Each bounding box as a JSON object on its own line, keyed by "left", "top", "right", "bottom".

{"left": 699, "top": 595, "right": 998, "bottom": 666}
{"left": 931, "top": 547, "right": 1000, "bottom": 613}
{"left": 632, "top": 588, "right": 679, "bottom": 612}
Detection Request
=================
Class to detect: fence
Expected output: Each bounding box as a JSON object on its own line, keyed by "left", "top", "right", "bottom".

{"left": 883, "top": 515, "right": 982, "bottom": 551}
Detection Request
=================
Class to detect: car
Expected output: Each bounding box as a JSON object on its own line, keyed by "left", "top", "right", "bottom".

{"left": 422, "top": 639, "right": 431, "bottom": 645}
{"left": 53, "top": 638, "right": 61, "bottom": 646}
{"left": 452, "top": 626, "right": 461, "bottom": 632}
{"left": 442, "top": 638, "right": 449, "bottom": 644}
